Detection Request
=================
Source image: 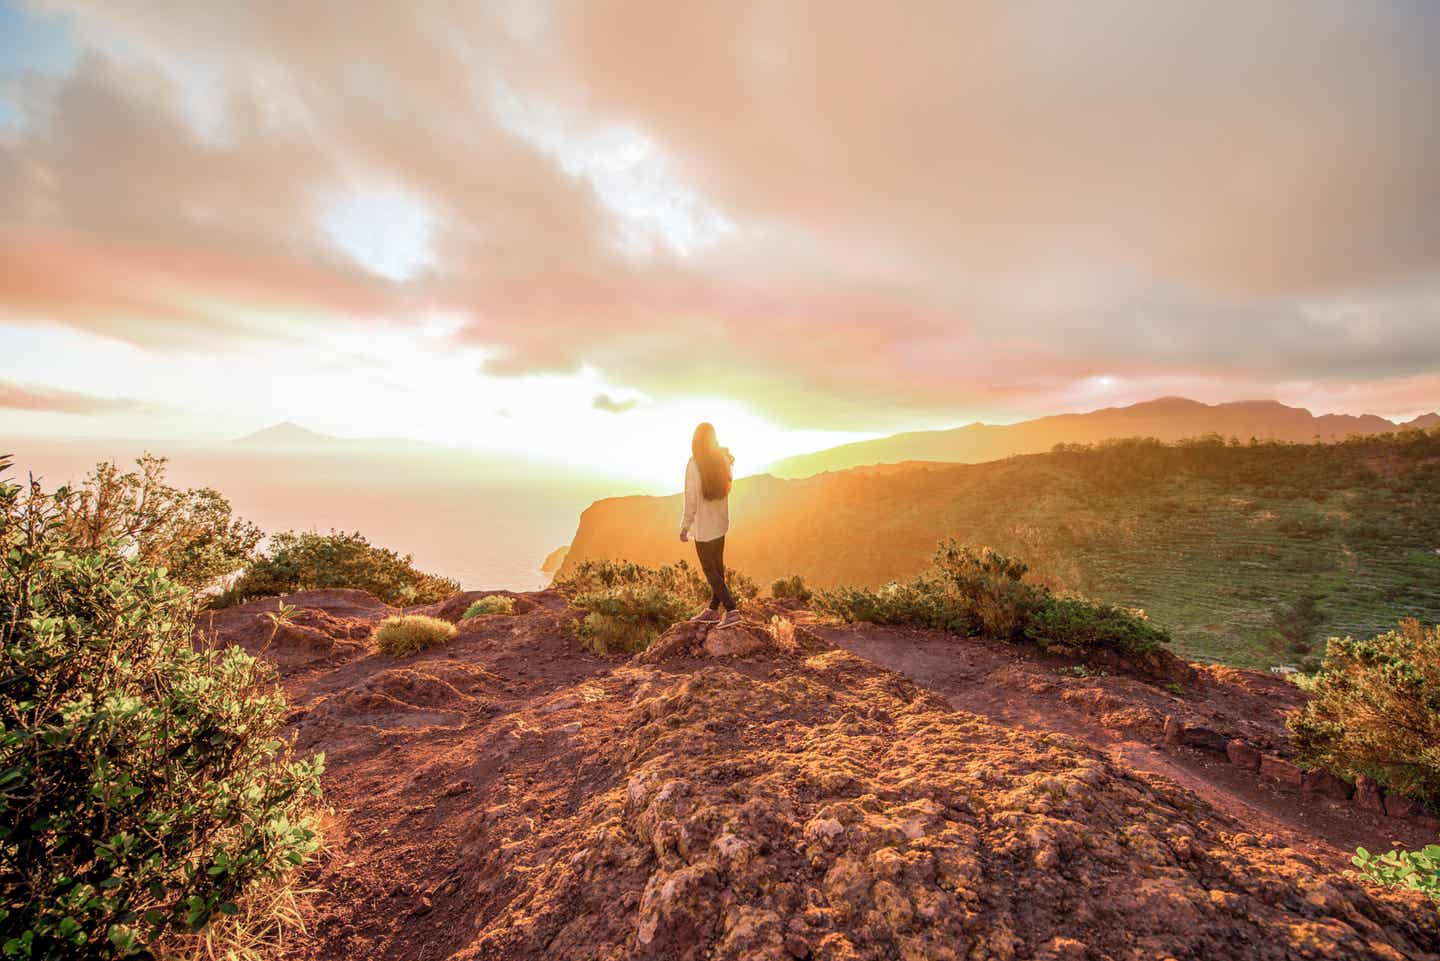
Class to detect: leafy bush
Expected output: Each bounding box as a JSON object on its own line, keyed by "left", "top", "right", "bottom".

{"left": 0, "top": 463, "right": 322, "bottom": 960}
{"left": 572, "top": 583, "right": 693, "bottom": 654}
{"left": 49, "top": 454, "right": 261, "bottom": 589}
{"left": 372, "top": 615, "right": 457, "bottom": 657}
{"left": 463, "top": 595, "right": 515, "bottom": 618}
{"left": 816, "top": 576, "right": 974, "bottom": 633}
{"left": 816, "top": 540, "right": 1169, "bottom": 660}
{"left": 1025, "top": 597, "right": 1168, "bottom": 656}
{"left": 770, "top": 574, "right": 813, "bottom": 603}
{"left": 557, "top": 559, "right": 758, "bottom": 653}
{"left": 1288, "top": 619, "right": 1440, "bottom": 810}
{"left": 816, "top": 543, "right": 1038, "bottom": 638}
{"left": 930, "top": 543, "right": 1042, "bottom": 638}
{"left": 213, "top": 530, "right": 458, "bottom": 608}
{"left": 1353, "top": 844, "right": 1440, "bottom": 905}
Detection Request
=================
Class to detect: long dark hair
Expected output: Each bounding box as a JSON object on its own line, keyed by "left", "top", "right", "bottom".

{"left": 691, "top": 422, "right": 731, "bottom": 500}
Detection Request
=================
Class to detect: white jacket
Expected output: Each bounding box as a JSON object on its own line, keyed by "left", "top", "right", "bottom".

{"left": 681, "top": 453, "right": 732, "bottom": 543}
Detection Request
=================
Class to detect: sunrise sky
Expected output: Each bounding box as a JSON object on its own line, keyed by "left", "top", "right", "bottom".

{"left": 3, "top": 1, "right": 1440, "bottom": 482}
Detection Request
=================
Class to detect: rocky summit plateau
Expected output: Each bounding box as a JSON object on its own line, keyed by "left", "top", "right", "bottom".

{"left": 203, "top": 588, "right": 1440, "bottom": 961}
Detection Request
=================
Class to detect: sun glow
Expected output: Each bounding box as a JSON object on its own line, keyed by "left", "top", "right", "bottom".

{"left": 0, "top": 317, "right": 874, "bottom": 493}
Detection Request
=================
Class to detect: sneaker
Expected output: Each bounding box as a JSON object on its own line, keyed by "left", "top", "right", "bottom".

{"left": 690, "top": 608, "right": 721, "bottom": 623}
{"left": 717, "top": 609, "right": 743, "bottom": 629}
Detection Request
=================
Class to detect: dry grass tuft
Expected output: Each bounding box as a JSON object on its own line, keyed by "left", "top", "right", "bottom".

{"left": 373, "top": 614, "right": 458, "bottom": 657}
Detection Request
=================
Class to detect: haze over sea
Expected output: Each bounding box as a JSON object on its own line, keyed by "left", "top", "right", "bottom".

{"left": 12, "top": 438, "right": 655, "bottom": 592}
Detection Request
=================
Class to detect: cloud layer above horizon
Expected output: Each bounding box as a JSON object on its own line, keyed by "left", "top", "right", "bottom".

{"left": 3, "top": 0, "right": 1439, "bottom": 448}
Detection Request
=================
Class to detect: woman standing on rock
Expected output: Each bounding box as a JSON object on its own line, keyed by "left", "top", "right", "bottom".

{"left": 681, "top": 422, "right": 741, "bottom": 627}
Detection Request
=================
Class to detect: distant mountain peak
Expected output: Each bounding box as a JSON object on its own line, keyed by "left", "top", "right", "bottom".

{"left": 1141, "top": 396, "right": 1206, "bottom": 408}
{"left": 234, "top": 422, "right": 343, "bottom": 447}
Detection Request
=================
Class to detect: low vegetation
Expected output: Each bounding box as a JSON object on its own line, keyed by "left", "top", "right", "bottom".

{"left": 50, "top": 454, "right": 262, "bottom": 589}
{"left": 816, "top": 541, "right": 1169, "bottom": 660}
{"left": 372, "top": 615, "right": 458, "bottom": 657}
{"left": 769, "top": 574, "right": 813, "bottom": 603}
{"left": 1288, "top": 618, "right": 1440, "bottom": 812}
{"left": 557, "top": 559, "right": 758, "bottom": 654}
{"left": 213, "top": 530, "right": 459, "bottom": 608}
{"left": 1353, "top": 845, "right": 1440, "bottom": 905}
{"left": 0, "top": 458, "right": 323, "bottom": 960}
{"left": 1024, "top": 596, "right": 1169, "bottom": 658}
{"left": 463, "top": 595, "right": 516, "bottom": 618}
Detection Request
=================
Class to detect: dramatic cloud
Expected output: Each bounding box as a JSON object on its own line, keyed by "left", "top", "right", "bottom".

{"left": 1, "top": 0, "right": 1438, "bottom": 431}
{"left": 0, "top": 379, "right": 147, "bottom": 413}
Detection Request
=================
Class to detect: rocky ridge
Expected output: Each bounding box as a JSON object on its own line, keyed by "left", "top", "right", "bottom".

{"left": 205, "top": 590, "right": 1440, "bottom": 960}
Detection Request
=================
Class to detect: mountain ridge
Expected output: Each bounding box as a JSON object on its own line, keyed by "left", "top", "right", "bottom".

{"left": 768, "top": 396, "right": 1439, "bottom": 478}
{"left": 232, "top": 422, "right": 444, "bottom": 453}
{"left": 234, "top": 421, "right": 348, "bottom": 447}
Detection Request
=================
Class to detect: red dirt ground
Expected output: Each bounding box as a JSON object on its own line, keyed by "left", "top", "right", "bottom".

{"left": 207, "top": 590, "right": 1440, "bottom": 960}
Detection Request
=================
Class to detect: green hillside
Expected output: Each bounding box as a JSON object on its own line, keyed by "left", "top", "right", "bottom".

{"left": 563, "top": 431, "right": 1440, "bottom": 669}
{"left": 1033, "top": 436, "right": 1440, "bottom": 667}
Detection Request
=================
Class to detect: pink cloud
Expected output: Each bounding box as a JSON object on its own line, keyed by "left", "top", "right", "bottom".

{"left": 0, "top": 379, "right": 149, "bottom": 414}
{"left": 2, "top": 2, "right": 1437, "bottom": 429}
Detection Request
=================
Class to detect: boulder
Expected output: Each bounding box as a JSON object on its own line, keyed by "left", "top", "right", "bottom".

{"left": 1300, "top": 769, "right": 1354, "bottom": 801}
{"left": 635, "top": 621, "right": 710, "bottom": 663}
{"left": 1162, "top": 715, "right": 1228, "bottom": 753}
{"left": 1226, "top": 739, "right": 1261, "bottom": 771}
{"left": 637, "top": 618, "right": 779, "bottom": 663}
{"left": 702, "top": 624, "right": 767, "bottom": 657}
{"left": 1259, "top": 756, "right": 1303, "bottom": 789}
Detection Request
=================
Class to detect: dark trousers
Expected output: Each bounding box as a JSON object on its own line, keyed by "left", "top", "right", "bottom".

{"left": 694, "top": 535, "right": 736, "bottom": 612}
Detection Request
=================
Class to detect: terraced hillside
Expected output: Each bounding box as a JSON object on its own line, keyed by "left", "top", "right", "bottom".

{"left": 561, "top": 432, "right": 1440, "bottom": 668}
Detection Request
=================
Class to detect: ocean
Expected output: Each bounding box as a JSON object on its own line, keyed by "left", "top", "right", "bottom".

{"left": 6, "top": 440, "right": 652, "bottom": 592}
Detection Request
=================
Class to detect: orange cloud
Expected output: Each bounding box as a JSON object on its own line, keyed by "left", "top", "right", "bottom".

{"left": 3, "top": 1, "right": 1438, "bottom": 429}
{"left": 0, "top": 379, "right": 149, "bottom": 414}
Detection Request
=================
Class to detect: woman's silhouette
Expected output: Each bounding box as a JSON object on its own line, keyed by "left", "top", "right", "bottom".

{"left": 680, "top": 422, "right": 740, "bottom": 627}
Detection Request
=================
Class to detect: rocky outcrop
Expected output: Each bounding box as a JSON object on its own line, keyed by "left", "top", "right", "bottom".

{"left": 635, "top": 616, "right": 827, "bottom": 665}
{"left": 206, "top": 591, "right": 1440, "bottom": 961}
{"left": 541, "top": 545, "right": 570, "bottom": 573}
{"left": 460, "top": 655, "right": 1438, "bottom": 960}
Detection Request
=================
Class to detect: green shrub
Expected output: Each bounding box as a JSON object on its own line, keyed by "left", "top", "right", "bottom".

{"left": 0, "top": 464, "right": 322, "bottom": 960}
{"left": 1353, "top": 844, "right": 1440, "bottom": 905}
{"left": 52, "top": 454, "right": 261, "bottom": 590}
{"left": 816, "top": 540, "right": 1169, "bottom": 660}
{"left": 1025, "top": 596, "right": 1169, "bottom": 656}
{"left": 557, "top": 559, "right": 757, "bottom": 654}
{"left": 213, "top": 530, "right": 458, "bottom": 608}
{"left": 573, "top": 583, "right": 693, "bottom": 654}
{"left": 1288, "top": 619, "right": 1440, "bottom": 810}
{"left": 462, "top": 595, "right": 515, "bottom": 619}
{"left": 815, "top": 575, "right": 974, "bottom": 634}
{"left": 930, "top": 543, "right": 1043, "bottom": 638}
{"left": 816, "top": 542, "right": 1041, "bottom": 638}
{"left": 372, "top": 615, "right": 457, "bottom": 657}
{"left": 770, "top": 574, "right": 813, "bottom": 603}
